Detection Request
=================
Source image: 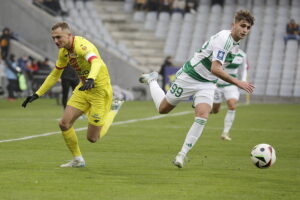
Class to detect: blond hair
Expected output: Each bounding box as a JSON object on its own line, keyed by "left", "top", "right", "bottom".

{"left": 51, "top": 22, "right": 71, "bottom": 33}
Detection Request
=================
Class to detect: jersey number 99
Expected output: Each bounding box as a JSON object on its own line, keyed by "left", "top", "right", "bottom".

{"left": 170, "top": 83, "right": 183, "bottom": 97}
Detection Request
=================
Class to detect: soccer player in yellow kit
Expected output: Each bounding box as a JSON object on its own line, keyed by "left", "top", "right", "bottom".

{"left": 22, "top": 22, "right": 123, "bottom": 167}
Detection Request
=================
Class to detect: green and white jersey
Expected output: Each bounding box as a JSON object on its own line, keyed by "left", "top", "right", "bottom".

{"left": 217, "top": 49, "right": 248, "bottom": 87}
{"left": 182, "top": 30, "right": 240, "bottom": 83}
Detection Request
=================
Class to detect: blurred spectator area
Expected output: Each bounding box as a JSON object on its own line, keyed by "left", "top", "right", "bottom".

{"left": 7, "top": 39, "right": 56, "bottom": 96}
{"left": 0, "top": 0, "right": 146, "bottom": 100}
{"left": 33, "top": 0, "right": 68, "bottom": 16}
{"left": 120, "top": 0, "right": 300, "bottom": 99}
{"left": 2, "top": 0, "right": 299, "bottom": 101}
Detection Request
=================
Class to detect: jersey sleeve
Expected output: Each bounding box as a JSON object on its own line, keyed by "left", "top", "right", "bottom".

{"left": 211, "top": 33, "right": 232, "bottom": 65}
{"left": 55, "top": 48, "right": 68, "bottom": 69}
{"left": 35, "top": 67, "right": 64, "bottom": 96}
{"left": 75, "top": 41, "right": 102, "bottom": 80}
{"left": 75, "top": 41, "right": 98, "bottom": 63}
{"left": 35, "top": 49, "right": 66, "bottom": 96}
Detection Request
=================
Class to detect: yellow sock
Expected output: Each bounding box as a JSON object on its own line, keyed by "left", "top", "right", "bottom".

{"left": 100, "top": 110, "right": 117, "bottom": 139}
{"left": 62, "top": 127, "right": 82, "bottom": 157}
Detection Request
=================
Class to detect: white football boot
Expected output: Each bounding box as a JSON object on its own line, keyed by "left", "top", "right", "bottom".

{"left": 60, "top": 159, "right": 86, "bottom": 168}
{"left": 78, "top": 115, "right": 86, "bottom": 120}
{"left": 111, "top": 99, "right": 124, "bottom": 112}
{"left": 221, "top": 132, "right": 232, "bottom": 141}
{"left": 139, "top": 71, "right": 158, "bottom": 84}
{"left": 173, "top": 152, "right": 187, "bottom": 168}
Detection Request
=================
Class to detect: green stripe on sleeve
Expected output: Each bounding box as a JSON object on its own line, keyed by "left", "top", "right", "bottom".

{"left": 182, "top": 61, "right": 217, "bottom": 83}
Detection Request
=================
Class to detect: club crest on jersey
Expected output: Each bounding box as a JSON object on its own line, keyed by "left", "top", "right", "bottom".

{"left": 217, "top": 50, "right": 225, "bottom": 60}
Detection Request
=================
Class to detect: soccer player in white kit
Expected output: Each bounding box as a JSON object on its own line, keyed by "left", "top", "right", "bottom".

{"left": 139, "top": 10, "right": 255, "bottom": 168}
{"left": 211, "top": 49, "right": 248, "bottom": 141}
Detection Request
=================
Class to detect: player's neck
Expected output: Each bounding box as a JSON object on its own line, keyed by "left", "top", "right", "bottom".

{"left": 66, "top": 36, "right": 75, "bottom": 51}
{"left": 230, "top": 33, "right": 240, "bottom": 43}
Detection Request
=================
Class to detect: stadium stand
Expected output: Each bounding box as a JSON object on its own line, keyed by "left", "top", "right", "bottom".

{"left": 252, "top": 5, "right": 275, "bottom": 95}
{"left": 293, "top": 52, "right": 300, "bottom": 97}
{"left": 155, "top": 11, "right": 171, "bottom": 39}
{"left": 205, "top": 4, "right": 222, "bottom": 40}
{"left": 174, "top": 13, "right": 195, "bottom": 63}
{"left": 95, "top": 0, "right": 165, "bottom": 71}
{"left": 188, "top": 3, "right": 210, "bottom": 56}
{"left": 107, "top": 0, "right": 300, "bottom": 102}
{"left": 144, "top": 11, "right": 157, "bottom": 30}
{"left": 279, "top": 40, "right": 298, "bottom": 96}
{"left": 164, "top": 12, "right": 183, "bottom": 56}
{"left": 133, "top": 10, "right": 146, "bottom": 22}
{"left": 0, "top": 0, "right": 148, "bottom": 100}
{"left": 0, "top": 0, "right": 299, "bottom": 103}
{"left": 124, "top": 0, "right": 135, "bottom": 13}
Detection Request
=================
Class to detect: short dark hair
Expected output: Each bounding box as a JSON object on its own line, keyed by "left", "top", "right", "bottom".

{"left": 234, "top": 10, "right": 255, "bottom": 26}
{"left": 51, "top": 22, "right": 70, "bottom": 31}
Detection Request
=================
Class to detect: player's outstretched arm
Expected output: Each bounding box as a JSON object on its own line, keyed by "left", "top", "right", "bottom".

{"left": 21, "top": 66, "right": 64, "bottom": 108}
{"left": 211, "top": 60, "right": 255, "bottom": 94}
{"left": 22, "top": 93, "right": 39, "bottom": 108}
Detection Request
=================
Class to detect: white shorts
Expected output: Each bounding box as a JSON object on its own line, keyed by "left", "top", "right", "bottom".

{"left": 165, "top": 71, "right": 216, "bottom": 107}
{"left": 213, "top": 85, "right": 240, "bottom": 104}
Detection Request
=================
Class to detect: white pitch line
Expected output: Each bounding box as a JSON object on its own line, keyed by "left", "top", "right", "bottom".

{"left": 0, "top": 111, "right": 193, "bottom": 143}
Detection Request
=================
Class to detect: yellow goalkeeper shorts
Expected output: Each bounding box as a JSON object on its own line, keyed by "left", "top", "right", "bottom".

{"left": 67, "top": 83, "right": 112, "bottom": 126}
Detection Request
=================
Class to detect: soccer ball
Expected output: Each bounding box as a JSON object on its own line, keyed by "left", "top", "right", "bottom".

{"left": 250, "top": 144, "right": 276, "bottom": 168}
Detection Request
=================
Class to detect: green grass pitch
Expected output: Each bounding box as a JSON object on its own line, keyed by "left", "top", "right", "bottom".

{"left": 0, "top": 99, "right": 299, "bottom": 200}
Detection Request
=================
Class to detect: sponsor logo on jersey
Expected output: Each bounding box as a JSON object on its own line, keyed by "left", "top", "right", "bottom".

{"left": 81, "top": 46, "right": 87, "bottom": 51}
{"left": 217, "top": 50, "right": 225, "bottom": 60}
{"left": 77, "top": 70, "right": 89, "bottom": 76}
{"left": 232, "top": 56, "right": 243, "bottom": 64}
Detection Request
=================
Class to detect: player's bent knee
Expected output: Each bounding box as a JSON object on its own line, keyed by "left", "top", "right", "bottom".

{"left": 87, "top": 135, "right": 98, "bottom": 143}
{"left": 158, "top": 108, "right": 170, "bottom": 114}
{"left": 195, "top": 104, "right": 211, "bottom": 119}
{"left": 228, "top": 104, "right": 236, "bottom": 110}
{"left": 196, "top": 113, "right": 209, "bottom": 119}
{"left": 59, "top": 120, "right": 71, "bottom": 131}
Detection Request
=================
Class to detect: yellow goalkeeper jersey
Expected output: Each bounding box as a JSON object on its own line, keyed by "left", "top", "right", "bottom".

{"left": 56, "top": 36, "right": 110, "bottom": 84}
{"left": 36, "top": 36, "right": 110, "bottom": 96}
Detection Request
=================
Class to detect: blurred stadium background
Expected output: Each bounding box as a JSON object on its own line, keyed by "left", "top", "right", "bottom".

{"left": 0, "top": 0, "right": 299, "bottom": 103}
{"left": 0, "top": 1, "right": 299, "bottom": 200}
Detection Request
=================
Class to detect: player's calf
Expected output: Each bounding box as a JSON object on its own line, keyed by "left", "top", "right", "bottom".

{"left": 87, "top": 125, "right": 101, "bottom": 143}
{"left": 157, "top": 98, "right": 175, "bottom": 114}
{"left": 87, "top": 136, "right": 98, "bottom": 143}
{"left": 211, "top": 103, "right": 221, "bottom": 114}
